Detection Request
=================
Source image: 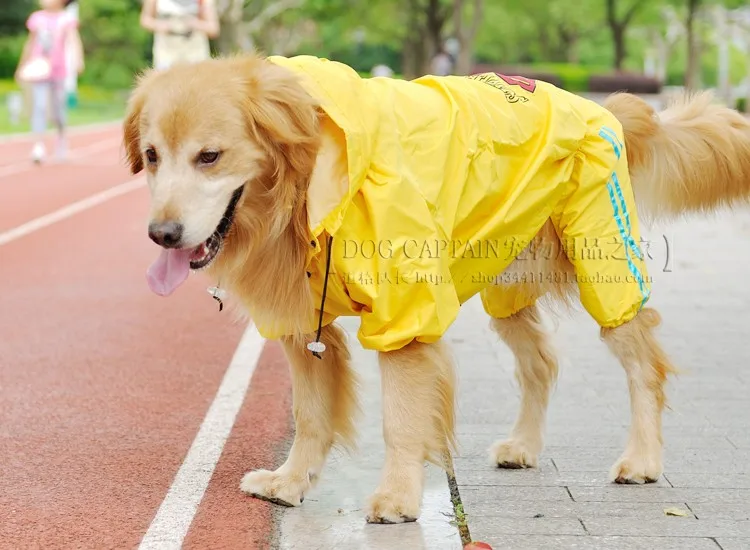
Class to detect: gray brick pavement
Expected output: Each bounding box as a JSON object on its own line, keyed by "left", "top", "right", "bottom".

{"left": 447, "top": 213, "right": 750, "bottom": 549}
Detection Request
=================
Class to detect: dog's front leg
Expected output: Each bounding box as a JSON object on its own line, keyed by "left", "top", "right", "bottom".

{"left": 240, "top": 323, "right": 358, "bottom": 506}
{"left": 366, "top": 339, "right": 457, "bottom": 524}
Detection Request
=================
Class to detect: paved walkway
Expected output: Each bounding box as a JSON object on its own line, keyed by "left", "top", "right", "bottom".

{"left": 273, "top": 211, "right": 750, "bottom": 549}
{"left": 454, "top": 212, "right": 750, "bottom": 549}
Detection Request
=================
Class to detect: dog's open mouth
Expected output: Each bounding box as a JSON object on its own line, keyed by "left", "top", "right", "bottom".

{"left": 188, "top": 233, "right": 222, "bottom": 270}
{"left": 146, "top": 185, "right": 244, "bottom": 297}
{"left": 187, "top": 182, "right": 245, "bottom": 270}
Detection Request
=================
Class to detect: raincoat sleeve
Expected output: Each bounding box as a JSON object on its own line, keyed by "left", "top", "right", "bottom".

{"left": 341, "top": 181, "right": 462, "bottom": 353}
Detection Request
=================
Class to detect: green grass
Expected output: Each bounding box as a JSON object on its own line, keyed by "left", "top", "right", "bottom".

{"left": 0, "top": 80, "right": 127, "bottom": 135}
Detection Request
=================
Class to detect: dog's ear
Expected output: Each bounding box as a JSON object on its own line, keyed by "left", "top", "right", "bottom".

{"left": 123, "top": 69, "right": 157, "bottom": 174}
{"left": 239, "top": 58, "right": 321, "bottom": 183}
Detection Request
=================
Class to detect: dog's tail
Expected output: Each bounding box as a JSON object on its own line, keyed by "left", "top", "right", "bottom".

{"left": 604, "top": 91, "right": 750, "bottom": 222}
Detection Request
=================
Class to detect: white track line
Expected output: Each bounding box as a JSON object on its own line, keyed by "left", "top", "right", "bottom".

{"left": 0, "top": 120, "right": 121, "bottom": 144}
{"left": 0, "top": 136, "right": 124, "bottom": 180}
{"left": 138, "top": 324, "right": 266, "bottom": 550}
{"left": 0, "top": 178, "right": 145, "bottom": 247}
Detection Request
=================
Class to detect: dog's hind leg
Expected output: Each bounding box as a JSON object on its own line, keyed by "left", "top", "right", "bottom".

{"left": 481, "top": 221, "right": 573, "bottom": 469}
{"left": 601, "top": 308, "right": 676, "bottom": 484}
{"left": 365, "top": 339, "right": 456, "bottom": 524}
{"left": 488, "top": 304, "right": 559, "bottom": 469}
{"left": 240, "top": 323, "right": 358, "bottom": 506}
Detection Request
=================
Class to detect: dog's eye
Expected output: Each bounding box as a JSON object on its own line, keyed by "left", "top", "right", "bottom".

{"left": 197, "top": 151, "right": 221, "bottom": 166}
{"left": 145, "top": 148, "right": 158, "bottom": 164}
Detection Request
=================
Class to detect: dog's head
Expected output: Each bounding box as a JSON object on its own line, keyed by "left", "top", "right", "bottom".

{"left": 124, "top": 55, "right": 321, "bottom": 294}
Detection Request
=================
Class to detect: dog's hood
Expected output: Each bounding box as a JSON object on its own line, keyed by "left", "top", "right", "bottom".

{"left": 267, "top": 55, "right": 378, "bottom": 242}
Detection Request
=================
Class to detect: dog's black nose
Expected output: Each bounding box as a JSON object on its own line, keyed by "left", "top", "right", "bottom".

{"left": 148, "top": 221, "right": 184, "bottom": 248}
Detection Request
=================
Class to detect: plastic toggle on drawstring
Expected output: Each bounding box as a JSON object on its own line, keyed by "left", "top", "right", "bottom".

{"left": 207, "top": 284, "right": 227, "bottom": 312}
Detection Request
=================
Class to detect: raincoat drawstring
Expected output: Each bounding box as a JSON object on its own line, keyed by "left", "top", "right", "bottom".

{"left": 307, "top": 234, "right": 334, "bottom": 359}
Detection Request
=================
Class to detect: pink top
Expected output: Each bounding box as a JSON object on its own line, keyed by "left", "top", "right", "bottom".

{"left": 26, "top": 10, "right": 78, "bottom": 81}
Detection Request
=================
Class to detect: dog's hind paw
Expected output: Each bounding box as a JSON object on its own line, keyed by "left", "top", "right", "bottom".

{"left": 365, "top": 491, "right": 421, "bottom": 524}
{"left": 489, "top": 438, "right": 540, "bottom": 469}
{"left": 240, "top": 469, "right": 309, "bottom": 507}
{"left": 609, "top": 454, "right": 662, "bottom": 484}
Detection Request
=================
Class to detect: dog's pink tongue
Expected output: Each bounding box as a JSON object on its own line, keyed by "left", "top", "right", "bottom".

{"left": 146, "top": 248, "right": 193, "bottom": 296}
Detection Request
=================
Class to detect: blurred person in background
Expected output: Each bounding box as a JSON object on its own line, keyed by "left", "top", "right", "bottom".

{"left": 15, "top": 0, "right": 84, "bottom": 164}
{"left": 371, "top": 64, "right": 394, "bottom": 78}
{"left": 430, "top": 47, "right": 454, "bottom": 76}
{"left": 139, "top": 0, "right": 220, "bottom": 71}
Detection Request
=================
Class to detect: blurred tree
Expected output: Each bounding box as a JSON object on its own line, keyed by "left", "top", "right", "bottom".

{"left": 662, "top": 0, "right": 747, "bottom": 90}
{"left": 402, "top": 0, "right": 450, "bottom": 77}
{"left": 606, "top": 0, "right": 647, "bottom": 70}
{"left": 685, "top": 0, "right": 701, "bottom": 89}
{"left": 0, "top": 0, "right": 35, "bottom": 35}
{"left": 636, "top": 5, "right": 682, "bottom": 83}
{"left": 216, "top": 0, "right": 484, "bottom": 78}
{"left": 452, "top": 0, "right": 483, "bottom": 74}
{"left": 386, "top": 0, "right": 484, "bottom": 77}
{"left": 78, "top": 0, "right": 150, "bottom": 88}
{"left": 215, "top": 0, "right": 320, "bottom": 55}
{"left": 506, "top": 0, "right": 603, "bottom": 64}
{"left": 215, "top": 0, "right": 244, "bottom": 53}
{"left": 298, "top": 0, "right": 449, "bottom": 77}
{"left": 5, "top": 0, "right": 750, "bottom": 94}
{"left": 303, "top": 0, "right": 405, "bottom": 72}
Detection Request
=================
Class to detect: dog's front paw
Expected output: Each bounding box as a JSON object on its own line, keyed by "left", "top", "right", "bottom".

{"left": 489, "top": 438, "right": 540, "bottom": 469}
{"left": 609, "top": 452, "right": 662, "bottom": 484}
{"left": 365, "top": 490, "right": 421, "bottom": 524}
{"left": 240, "top": 469, "right": 310, "bottom": 507}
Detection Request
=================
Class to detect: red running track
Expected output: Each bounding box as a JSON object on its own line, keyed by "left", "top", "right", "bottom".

{"left": 0, "top": 127, "right": 293, "bottom": 549}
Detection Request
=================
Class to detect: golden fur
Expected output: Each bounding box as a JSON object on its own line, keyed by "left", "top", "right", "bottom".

{"left": 606, "top": 91, "right": 750, "bottom": 222}
{"left": 123, "top": 53, "right": 750, "bottom": 522}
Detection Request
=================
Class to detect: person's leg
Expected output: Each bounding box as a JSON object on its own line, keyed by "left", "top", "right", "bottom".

{"left": 30, "top": 81, "right": 51, "bottom": 163}
{"left": 51, "top": 80, "right": 69, "bottom": 160}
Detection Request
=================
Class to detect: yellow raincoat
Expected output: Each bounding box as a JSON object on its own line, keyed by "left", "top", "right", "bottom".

{"left": 263, "top": 56, "right": 650, "bottom": 352}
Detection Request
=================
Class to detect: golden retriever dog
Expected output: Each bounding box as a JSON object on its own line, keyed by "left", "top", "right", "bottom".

{"left": 123, "top": 53, "right": 750, "bottom": 524}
